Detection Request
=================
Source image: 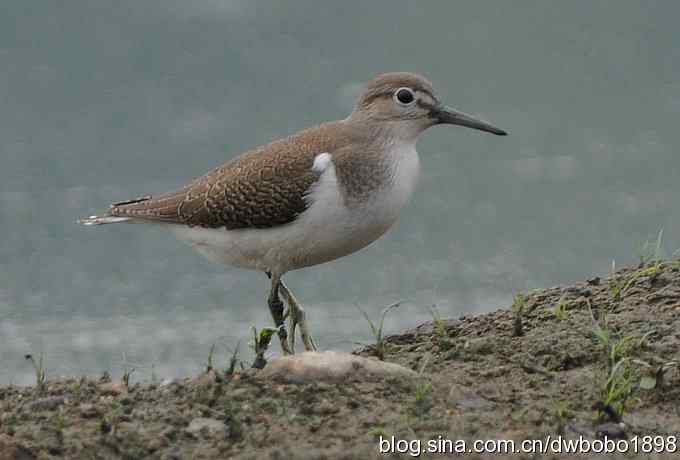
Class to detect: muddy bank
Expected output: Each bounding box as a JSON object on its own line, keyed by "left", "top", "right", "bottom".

{"left": 1, "top": 260, "right": 679, "bottom": 459}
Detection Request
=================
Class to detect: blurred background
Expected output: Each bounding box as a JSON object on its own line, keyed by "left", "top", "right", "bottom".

{"left": 2, "top": 1, "right": 679, "bottom": 384}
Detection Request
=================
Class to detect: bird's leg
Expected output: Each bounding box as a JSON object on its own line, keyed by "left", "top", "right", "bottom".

{"left": 278, "top": 279, "right": 317, "bottom": 352}
{"left": 267, "top": 273, "right": 292, "bottom": 355}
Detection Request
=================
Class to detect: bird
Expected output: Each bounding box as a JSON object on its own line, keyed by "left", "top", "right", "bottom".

{"left": 80, "top": 72, "right": 507, "bottom": 356}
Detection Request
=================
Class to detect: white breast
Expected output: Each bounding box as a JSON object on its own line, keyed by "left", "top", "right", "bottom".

{"left": 171, "top": 143, "right": 420, "bottom": 274}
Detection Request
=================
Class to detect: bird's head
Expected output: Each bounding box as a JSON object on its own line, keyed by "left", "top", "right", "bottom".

{"left": 351, "top": 72, "right": 507, "bottom": 141}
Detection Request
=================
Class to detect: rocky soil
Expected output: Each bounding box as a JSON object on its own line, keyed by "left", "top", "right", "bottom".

{"left": 1, "top": 260, "right": 679, "bottom": 459}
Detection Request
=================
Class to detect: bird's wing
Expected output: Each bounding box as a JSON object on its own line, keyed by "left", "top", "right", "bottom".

{"left": 108, "top": 140, "right": 330, "bottom": 230}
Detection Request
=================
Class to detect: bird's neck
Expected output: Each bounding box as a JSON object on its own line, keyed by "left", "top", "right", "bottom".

{"left": 331, "top": 119, "right": 420, "bottom": 206}
{"left": 344, "top": 114, "right": 425, "bottom": 145}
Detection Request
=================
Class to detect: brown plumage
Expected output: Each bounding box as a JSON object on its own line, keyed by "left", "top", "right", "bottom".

{"left": 108, "top": 122, "right": 351, "bottom": 229}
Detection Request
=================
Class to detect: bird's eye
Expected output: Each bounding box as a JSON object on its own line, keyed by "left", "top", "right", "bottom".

{"left": 394, "top": 87, "right": 415, "bottom": 106}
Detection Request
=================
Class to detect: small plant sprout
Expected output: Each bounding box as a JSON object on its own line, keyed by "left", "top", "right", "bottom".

{"left": 251, "top": 326, "right": 277, "bottom": 369}
{"left": 606, "top": 259, "right": 655, "bottom": 301}
{"left": 608, "top": 260, "right": 625, "bottom": 301}
{"left": 552, "top": 295, "right": 569, "bottom": 321}
{"left": 25, "top": 353, "right": 46, "bottom": 390}
{"left": 226, "top": 341, "right": 242, "bottom": 377}
{"left": 590, "top": 316, "right": 650, "bottom": 421}
{"left": 429, "top": 304, "right": 446, "bottom": 339}
{"left": 367, "top": 425, "right": 389, "bottom": 439}
{"left": 356, "top": 301, "right": 401, "bottom": 360}
{"left": 122, "top": 367, "right": 135, "bottom": 389}
{"left": 591, "top": 315, "right": 644, "bottom": 371}
{"left": 118, "top": 352, "right": 137, "bottom": 388}
{"left": 610, "top": 233, "right": 669, "bottom": 303}
{"left": 637, "top": 228, "right": 665, "bottom": 267}
{"left": 429, "top": 304, "right": 454, "bottom": 351}
{"left": 412, "top": 354, "right": 433, "bottom": 417}
{"left": 598, "top": 357, "right": 636, "bottom": 422}
{"left": 553, "top": 401, "right": 572, "bottom": 435}
{"left": 51, "top": 408, "right": 67, "bottom": 447}
{"left": 206, "top": 343, "right": 216, "bottom": 373}
{"left": 670, "top": 248, "right": 680, "bottom": 268}
{"left": 512, "top": 293, "right": 526, "bottom": 337}
{"left": 591, "top": 321, "right": 612, "bottom": 351}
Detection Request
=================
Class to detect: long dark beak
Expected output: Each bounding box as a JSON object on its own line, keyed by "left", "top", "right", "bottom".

{"left": 433, "top": 105, "right": 507, "bottom": 136}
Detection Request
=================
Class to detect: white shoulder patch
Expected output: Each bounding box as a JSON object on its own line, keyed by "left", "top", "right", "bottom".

{"left": 312, "top": 152, "right": 332, "bottom": 173}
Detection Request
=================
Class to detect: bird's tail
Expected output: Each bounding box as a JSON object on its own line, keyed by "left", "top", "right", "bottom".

{"left": 78, "top": 215, "right": 131, "bottom": 226}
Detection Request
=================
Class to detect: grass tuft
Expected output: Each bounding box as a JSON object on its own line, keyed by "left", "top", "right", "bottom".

{"left": 251, "top": 326, "right": 276, "bottom": 369}
{"left": 512, "top": 293, "right": 526, "bottom": 337}
{"left": 552, "top": 294, "right": 570, "bottom": 321}
{"left": 25, "top": 353, "right": 46, "bottom": 391}
{"left": 357, "top": 301, "right": 401, "bottom": 360}
{"left": 552, "top": 400, "right": 572, "bottom": 435}
{"left": 411, "top": 354, "right": 433, "bottom": 417}
{"left": 590, "top": 314, "right": 648, "bottom": 421}
{"left": 226, "top": 341, "right": 243, "bottom": 378}
{"left": 206, "top": 344, "right": 216, "bottom": 373}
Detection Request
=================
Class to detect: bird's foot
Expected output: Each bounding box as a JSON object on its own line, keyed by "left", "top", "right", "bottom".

{"left": 279, "top": 282, "right": 317, "bottom": 353}
{"left": 277, "top": 325, "right": 293, "bottom": 355}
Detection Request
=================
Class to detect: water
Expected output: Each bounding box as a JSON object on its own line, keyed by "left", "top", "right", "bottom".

{"left": 2, "top": 1, "right": 679, "bottom": 385}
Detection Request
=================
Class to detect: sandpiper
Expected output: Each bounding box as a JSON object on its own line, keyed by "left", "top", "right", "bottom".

{"left": 80, "top": 72, "right": 506, "bottom": 355}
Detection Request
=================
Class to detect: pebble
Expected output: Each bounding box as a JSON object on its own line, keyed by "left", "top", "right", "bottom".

{"left": 595, "top": 422, "right": 626, "bottom": 439}
{"left": 258, "top": 351, "right": 418, "bottom": 384}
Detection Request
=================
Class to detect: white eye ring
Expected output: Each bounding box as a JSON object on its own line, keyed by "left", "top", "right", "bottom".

{"left": 394, "top": 87, "right": 416, "bottom": 106}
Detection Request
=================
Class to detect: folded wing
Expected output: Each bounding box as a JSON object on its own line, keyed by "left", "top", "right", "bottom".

{"left": 108, "top": 148, "right": 321, "bottom": 230}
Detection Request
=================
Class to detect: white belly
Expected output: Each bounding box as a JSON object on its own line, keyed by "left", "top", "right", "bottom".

{"left": 171, "top": 144, "right": 420, "bottom": 275}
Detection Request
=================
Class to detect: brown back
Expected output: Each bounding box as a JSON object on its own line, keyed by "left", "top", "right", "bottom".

{"left": 108, "top": 121, "right": 352, "bottom": 229}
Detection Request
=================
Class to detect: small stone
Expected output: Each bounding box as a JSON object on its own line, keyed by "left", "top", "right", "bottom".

{"left": 185, "top": 418, "right": 227, "bottom": 438}
{"left": 258, "top": 351, "right": 418, "bottom": 384}
{"left": 595, "top": 422, "right": 626, "bottom": 439}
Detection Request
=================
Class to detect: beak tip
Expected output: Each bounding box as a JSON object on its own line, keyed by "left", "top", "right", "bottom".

{"left": 436, "top": 105, "right": 508, "bottom": 137}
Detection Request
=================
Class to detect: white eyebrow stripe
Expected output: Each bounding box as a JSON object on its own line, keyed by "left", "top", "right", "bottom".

{"left": 312, "top": 152, "right": 332, "bottom": 173}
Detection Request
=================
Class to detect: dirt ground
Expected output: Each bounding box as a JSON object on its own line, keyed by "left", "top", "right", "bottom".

{"left": 1, "top": 260, "right": 679, "bottom": 459}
